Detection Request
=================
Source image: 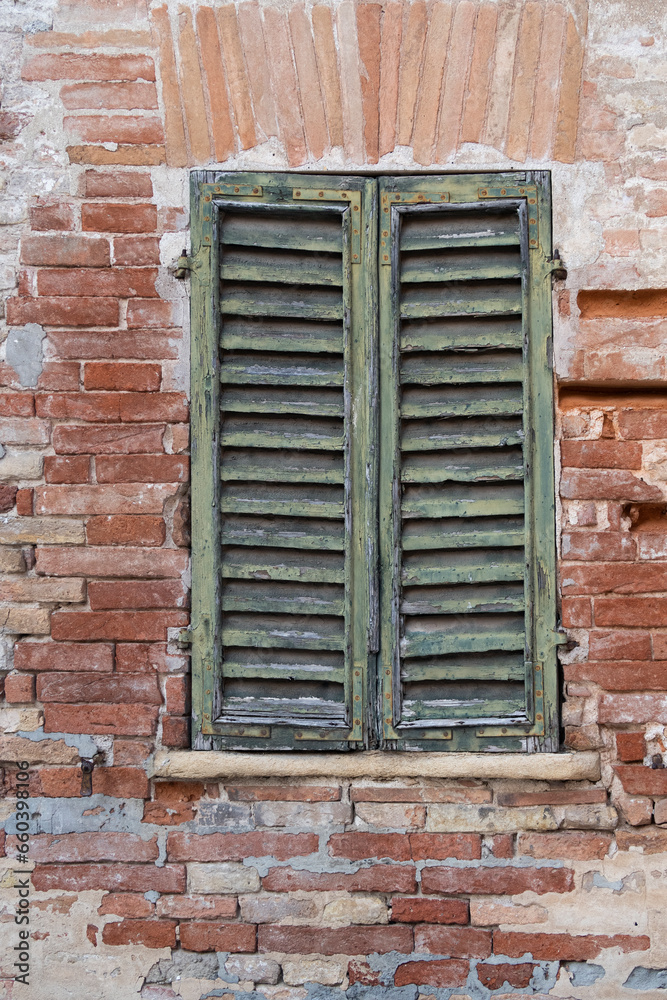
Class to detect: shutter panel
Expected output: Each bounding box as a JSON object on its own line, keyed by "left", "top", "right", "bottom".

{"left": 190, "top": 174, "right": 376, "bottom": 750}
{"left": 378, "top": 175, "right": 558, "bottom": 752}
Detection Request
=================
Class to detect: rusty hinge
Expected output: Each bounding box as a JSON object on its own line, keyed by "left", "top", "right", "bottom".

{"left": 293, "top": 187, "right": 362, "bottom": 263}
{"left": 381, "top": 190, "right": 450, "bottom": 264}
{"left": 478, "top": 184, "right": 539, "bottom": 249}
{"left": 174, "top": 246, "right": 210, "bottom": 283}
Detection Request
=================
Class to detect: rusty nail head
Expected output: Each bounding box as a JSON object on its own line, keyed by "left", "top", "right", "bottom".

{"left": 319, "top": 191, "right": 324, "bottom": 197}
{"left": 383, "top": 254, "right": 389, "bottom": 261}
{"left": 353, "top": 204, "right": 359, "bottom": 211}
{"left": 204, "top": 195, "right": 211, "bottom": 202}
{"left": 234, "top": 186, "right": 240, "bottom": 193}
{"left": 253, "top": 187, "right": 259, "bottom": 194}
{"left": 295, "top": 190, "right": 301, "bottom": 196}
{"left": 501, "top": 188, "right": 507, "bottom": 195}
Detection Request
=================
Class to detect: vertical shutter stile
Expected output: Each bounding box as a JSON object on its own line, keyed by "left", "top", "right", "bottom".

{"left": 378, "top": 174, "right": 558, "bottom": 752}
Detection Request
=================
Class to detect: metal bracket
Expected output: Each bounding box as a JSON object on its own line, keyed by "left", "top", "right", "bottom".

{"left": 177, "top": 627, "right": 192, "bottom": 646}
{"left": 478, "top": 184, "right": 539, "bottom": 249}
{"left": 381, "top": 190, "right": 450, "bottom": 264}
{"left": 293, "top": 187, "right": 362, "bottom": 263}
{"left": 80, "top": 758, "right": 94, "bottom": 797}
{"left": 174, "top": 245, "right": 210, "bottom": 284}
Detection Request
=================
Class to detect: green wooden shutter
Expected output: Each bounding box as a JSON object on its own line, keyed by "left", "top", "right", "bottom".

{"left": 190, "top": 173, "right": 377, "bottom": 750}
{"left": 378, "top": 174, "right": 558, "bottom": 752}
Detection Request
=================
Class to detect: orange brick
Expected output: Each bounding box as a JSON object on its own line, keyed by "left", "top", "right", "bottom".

{"left": 20, "top": 235, "right": 110, "bottom": 267}
{"left": 82, "top": 203, "right": 157, "bottom": 234}
{"left": 312, "top": 5, "right": 344, "bottom": 149}
{"left": 604, "top": 229, "right": 641, "bottom": 256}
{"left": 149, "top": 7, "right": 187, "bottom": 168}
{"left": 435, "top": 1, "right": 476, "bottom": 162}
{"left": 505, "top": 1, "right": 542, "bottom": 162}
{"left": 50, "top": 609, "right": 188, "bottom": 642}
{"left": 114, "top": 236, "right": 160, "bottom": 265}
{"left": 177, "top": 6, "right": 211, "bottom": 163}
{"left": 86, "top": 515, "right": 165, "bottom": 546}
{"left": 60, "top": 82, "right": 158, "bottom": 110}
{"left": 413, "top": 1, "right": 453, "bottom": 165}
{"left": 16, "top": 489, "right": 34, "bottom": 516}
{"left": 263, "top": 8, "right": 306, "bottom": 166}
{"left": 397, "top": 0, "right": 427, "bottom": 146}
{"left": 30, "top": 202, "right": 75, "bottom": 231}
{"left": 336, "top": 2, "right": 364, "bottom": 161}
{"left": 290, "top": 5, "right": 329, "bottom": 161}
{"left": 45, "top": 456, "right": 90, "bottom": 484}
{"left": 4, "top": 673, "right": 35, "bottom": 703}
{"left": 483, "top": 4, "right": 521, "bottom": 150}
{"left": 37, "top": 267, "right": 157, "bottom": 298}
{"left": 43, "top": 703, "right": 158, "bottom": 736}
{"left": 84, "top": 362, "right": 161, "bottom": 392}
{"left": 22, "top": 54, "right": 156, "bottom": 82}
{"left": 237, "top": 2, "right": 277, "bottom": 140}
{"left": 88, "top": 580, "right": 187, "bottom": 610}
{"left": 553, "top": 14, "right": 585, "bottom": 163}
{"left": 460, "top": 4, "right": 497, "bottom": 144}
{"left": 102, "top": 919, "right": 176, "bottom": 949}
{"left": 355, "top": 3, "right": 381, "bottom": 163}
{"left": 67, "top": 145, "right": 166, "bottom": 166}
{"left": 7, "top": 296, "right": 118, "bottom": 328}
{"left": 196, "top": 6, "right": 235, "bottom": 160}
{"left": 64, "top": 116, "right": 163, "bottom": 145}
{"left": 217, "top": 5, "right": 256, "bottom": 151}
{"left": 377, "top": 1, "right": 402, "bottom": 156}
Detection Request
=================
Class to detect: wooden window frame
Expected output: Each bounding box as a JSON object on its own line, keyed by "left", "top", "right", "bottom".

{"left": 188, "top": 170, "right": 561, "bottom": 754}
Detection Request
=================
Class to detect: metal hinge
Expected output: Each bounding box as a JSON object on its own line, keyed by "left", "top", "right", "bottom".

{"left": 478, "top": 184, "right": 539, "bottom": 249}
{"left": 174, "top": 246, "right": 210, "bottom": 281}
{"left": 177, "top": 627, "right": 192, "bottom": 646}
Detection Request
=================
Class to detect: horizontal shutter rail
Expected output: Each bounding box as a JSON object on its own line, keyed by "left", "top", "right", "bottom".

{"left": 221, "top": 386, "right": 343, "bottom": 417}
{"left": 401, "top": 516, "right": 524, "bottom": 551}
{"left": 221, "top": 547, "right": 344, "bottom": 583}
{"left": 220, "top": 482, "right": 344, "bottom": 518}
{"left": 220, "top": 453, "right": 344, "bottom": 485}
{"left": 401, "top": 416, "right": 524, "bottom": 451}
{"left": 221, "top": 516, "right": 345, "bottom": 551}
{"left": 402, "top": 651, "right": 525, "bottom": 683}
{"left": 399, "top": 209, "right": 521, "bottom": 251}
{"left": 222, "top": 318, "right": 343, "bottom": 354}
{"left": 401, "top": 447, "right": 524, "bottom": 483}
{"left": 400, "top": 248, "right": 522, "bottom": 283}
{"left": 401, "top": 318, "right": 523, "bottom": 352}
{"left": 221, "top": 284, "right": 344, "bottom": 320}
{"left": 221, "top": 248, "right": 344, "bottom": 286}
{"left": 221, "top": 353, "right": 344, "bottom": 386}
{"left": 223, "top": 580, "right": 344, "bottom": 616}
{"left": 222, "top": 612, "right": 345, "bottom": 650}
{"left": 220, "top": 209, "right": 344, "bottom": 253}
{"left": 401, "top": 582, "right": 525, "bottom": 615}
{"left": 221, "top": 415, "right": 344, "bottom": 449}
{"left": 400, "top": 280, "right": 522, "bottom": 319}
{"left": 401, "top": 351, "right": 524, "bottom": 384}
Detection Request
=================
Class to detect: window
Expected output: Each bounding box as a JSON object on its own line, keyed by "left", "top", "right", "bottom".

{"left": 189, "top": 172, "right": 558, "bottom": 753}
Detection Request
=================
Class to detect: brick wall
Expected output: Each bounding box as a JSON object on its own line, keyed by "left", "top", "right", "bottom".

{"left": 1, "top": 0, "right": 667, "bottom": 997}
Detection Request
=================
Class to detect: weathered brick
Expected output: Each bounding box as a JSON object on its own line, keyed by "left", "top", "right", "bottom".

{"left": 115, "top": 642, "right": 187, "bottom": 671}
{"left": 4, "top": 673, "right": 35, "bottom": 703}
{"left": 20, "top": 235, "right": 110, "bottom": 267}
{"left": 197, "top": 5, "right": 235, "bottom": 160}
{"left": 22, "top": 54, "right": 156, "bottom": 82}
{"left": 121, "top": 392, "right": 188, "bottom": 422}
{"left": 595, "top": 597, "right": 667, "bottom": 627}
{"left": 113, "top": 236, "right": 161, "bottom": 266}
{"left": 37, "top": 267, "right": 157, "bottom": 298}
{"left": 497, "top": 789, "right": 607, "bottom": 807}
{"left": 353, "top": 802, "right": 426, "bottom": 829}
{"left": 36, "top": 546, "right": 187, "bottom": 577}
{"left": 45, "top": 456, "right": 90, "bottom": 484}
{"left": 109, "top": 738, "right": 154, "bottom": 765}
{"left": 394, "top": 959, "right": 469, "bottom": 988}
{"left": 37, "top": 671, "right": 161, "bottom": 704}
{"left": 409, "top": 833, "right": 482, "bottom": 860}
{"left": 7, "top": 832, "right": 157, "bottom": 863}
{"left": 240, "top": 894, "right": 319, "bottom": 924}
{"left": 14, "top": 641, "right": 113, "bottom": 672}
{"left": 561, "top": 563, "right": 667, "bottom": 595}
{"left": 43, "top": 703, "right": 158, "bottom": 736}
{"left": 35, "top": 766, "right": 149, "bottom": 799}
{"left": 616, "top": 731, "right": 647, "bottom": 761}
{"left": 226, "top": 784, "right": 341, "bottom": 802}
{"left": 0, "top": 393, "right": 35, "bottom": 417}
{"left": 15, "top": 489, "right": 34, "bottom": 516}
{"left": 562, "top": 597, "right": 592, "bottom": 627}
{"left": 161, "top": 716, "right": 189, "bottom": 747}
{"left": 34, "top": 484, "right": 177, "bottom": 516}
{"left": 102, "top": 919, "right": 177, "bottom": 949}
{"left": 589, "top": 630, "right": 652, "bottom": 660}
{"left": 164, "top": 675, "right": 188, "bottom": 715}
{"left": 322, "top": 895, "right": 388, "bottom": 926}
{"left": 614, "top": 764, "right": 667, "bottom": 795}
{"left": 328, "top": 832, "right": 410, "bottom": 861}
{"left": 156, "top": 895, "right": 236, "bottom": 919}
{"left": 261, "top": 866, "right": 416, "bottom": 893}
{"left": 565, "top": 661, "right": 667, "bottom": 690}
{"left": 29, "top": 202, "right": 75, "bottom": 231}
{"left": 86, "top": 514, "right": 165, "bottom": 546}
{"left": 618, "top": 794, "right": 653, "bottom": 826}
{"left": 50, "top": 610, "right": 188, "bottom": 641}
{"left": 61, "top": 82, "right": 158, "bottom": 111}
{"left": 49, "top": 329, "right": 178, "bottom": 360}
{"left": 187, "top": 862, "right": 260, "bottom": 895}
{"left": 421, "top": 865, "right": 574, "bottom": 896}
{"left": 494, "top": 931, "right": 650, "bottom": 960}
{"left": 95, "top": 455, "right": 188, "bottom": 483}
{"left": 84, "top": 362, "right": 161, "bottom": 391}
{"left": 562, "top": 531, "right": 636, "bottom": 562}
{"left": 98, "top": 893, "right": 154, "bottom": 918}
{"left": 32, "top": 862, "right": 184, "bottom": 893}
{"left": 53, "top": 423, "right": 165, "bottom": 454}
{"left": 6, "top": 296, "right": 119, "bottom": 328}
{"left": 578, "top": 289, "right": 667, "bottom": 319}
{"left": 617, "top": 827, "right": 667, "bottom": 853}
{"left": 252, "top": 801, "right": 351, "bottom": 827}
{"left": 560, "top": 470, "right": 662, "bottom": 501}
{"left": 88, "top": 580, "right": 187, "bottom": 610}
{"left": 84, "top": 171, "right": 153, "bottom": 198}
{"left": 413, "top": 925, "right": 492, "bottom": 959}
{"left": 65, "top": 115, "right": 163, "bottom": 145}
{"left": 516, "top": 832, "right": 612, "bottom": 860}
{"left": 350, "top": 785, "right": 491, "bottom": 804}
{"left": 0, "top": 416, "right": 49, "bottom": 444}
{"left": 391, "top": 897, "right": 468, "bottom": 925}
{"left": 258, "top": 924, "right": 413, "bottom": 955}
{"left": 82, "top": 203, "right": 157, "bottom": 234}
{"left": 477, "top": 963, "right": 535, "bottom": 990}
{"left": 1, "top": 576, "right": 85, "bottom": 603}
{"left": 561, "top": 440, "right": 642, "bottom": 469}
{"left": 470, "top": 900, "right": 548, "bottom": 926}
{"left": 599, "top": 693, "right": 667, "bottom": 724}
{"left": 167, "top": 832, "right": 318, "bottom": 863}
{"left": 179, "top": 922, "right": 256, "bottom": 954}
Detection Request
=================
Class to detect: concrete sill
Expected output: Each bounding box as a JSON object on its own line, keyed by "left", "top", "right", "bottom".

{"left": 151, "top": 750, "right": 600, "bottom": 782}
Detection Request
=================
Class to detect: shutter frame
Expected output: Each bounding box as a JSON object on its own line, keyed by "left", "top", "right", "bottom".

{"left": 190, "top": 172, "right": 377, "bottom": 750}
{"left": 378, "top": 172, "right": 558, "bottom": 752}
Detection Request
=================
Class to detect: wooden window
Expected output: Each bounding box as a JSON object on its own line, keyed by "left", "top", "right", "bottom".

{"left": 189, "top": 172, "right": 559, "bottom": 753}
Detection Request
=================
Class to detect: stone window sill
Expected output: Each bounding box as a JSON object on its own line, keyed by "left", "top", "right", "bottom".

{"left": 151, "top": 750, "right": 600, "bottom": 782}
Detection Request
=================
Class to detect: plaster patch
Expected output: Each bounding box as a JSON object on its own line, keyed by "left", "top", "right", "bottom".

{"left": 15, "top": 794, "right": 145, "bottom": 835}
{"left": 5, "top": 323, "right": 45, "bottom": 388}
{"left": 623, "top": 966, "right": 667, "bottom": 990}
{"left": 566, "top": 962, "right": 606, "bottom": 986}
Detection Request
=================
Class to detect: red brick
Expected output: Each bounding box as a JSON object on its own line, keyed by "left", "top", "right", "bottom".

{"left": 476, "top": 963, "right": 534, "bottom": 990}
{"left": 0, "top": 485, "right": 17, "bottom": 512}
{"left": 36, "top": 362, "right": 82, "bottom": 391}
{"left": 37, "top": 267, "right": 157, "bottom": 298}
{"left": 6, "top": 296, "right": 119, "bottom": 327}
{"left": 578, "top": 289, "right": 667, "bottom": 319}
{"left": 497, "top": 789, "right": 607, "bottom": 807}
{"left": 88, "top": 580, "right": 188, "bottom": 610}
{"left": 167, "top": 832, "right": 319, "bottom": 863}
{"left": 561, "top": 470, "right": 662, "bottom": 502}
{"left": 489, "top": 834, "right": 515, "bottom": 858}
{"left": 43, "top": 703, "right": 158, "bottom": 736}
{"left": 164, "top": 675, "right": 188, "bottom": 714}
{"left": 14, "top": 641, "right": 113, "bottom": 672}
{"left": 261, "top": 866, "right": 417, "bottom": 893}
{"left": 328, "top": 832, "right": 410, "bottom": 861}
{"left": 37, "top": 393, "right": 119, "bottom": 422}
{"left": 7, "top": 832, "right": 157, "bottom": 863}
{"left": 350, "top": 785, "right": 491, "bottom": 804}
{"left": 120, "top": 392, "right": 188, "bottom": 422}
{"left": 51, "top": 610, "right": 188, "bottom": 642}
{"left": 155, "top": 895, "right": 237, "bottom": 919}
{"left": 4, "top": 673, "right": 35, "bottom": 702}
{"left": 561, "top": 563, "right": 667, "bottom": 595}
{"left": 61, "top": 82, "right": 158, "bottom": 111}
{"left": 391, "top": 897, "right": 468, "bottom": 925}
{"left": 30, "top": 202, "right": 75, "bottom": 231}
{"left": 84, "top": 170, "right": 153, "bottom": 198}
{"left": 494, "top": 931, "right": 650, "bottom": 960}
{"left": 34, "top": 484, "right": 177, "bottom": 516}
{"left": 227, "top": 785, "right": 341, "bottom": 802}
{"left": 615, "top": 764, "right": 667, "bottom": 795}
{"left": 65, "top": 115, "right": 163, "bottom": 145}
{"left": 102, "top": 919, "right": 176, "bottom": 948}
{"left": 162, "top": 716, "right": 189, "bottom": 747}
{"left": 15, "top": 489, "right": 33, "bottom": 515}
{"left": 22, "top": 54, "right": 156, "bottom": 82}
{"left": 113, "top": 236, "right": 160, "bottom": 265}
{"left": 599, "top": 693, "right": 667, "bottom": 724}
{"left": 565, "top": 661, "right": 667, "bottom": 690}
{"left": 258, "top": 924, "right": 412, "bottom": 955}
{"left": 0, "top": 392, "right": 34, "bottom": 417}
{"left": 143, "top": 780, "right": 203, "bottom": 825}
{"left": 20, "top": 235, "right": 110, "bottom": 267}
{"left": 409, "top": 833, "right": 482, "bottom": 860}
{"left": 172, "top": 496, "right": 190, "bottom": 546}
{"left": 394, "top": 959, "right": 469, "bottom": 988}
{"left": 589, "top": 630, "right": 652, "bottom": 660}
{"left": 49, "top": 329, "right": 177, "bottom": 360}
{"left": 421, "top": 866, "right": 574, "bottom": 896}
{"left": 53, "top": 423, "right": 165, "bottom": 454}
{"left": 37, "top": 671, "right": 161, "bottom": 704}
{"left": 35, "top": 766, "right": 149, "bottom": 799}
{"left": 86, "top": 515, "right": 165, "bottom": 546}
{"left": 562, "top": 532, "right": 636, "bottom": 562}
{"left": 82, "top": 203, "right": 157, "bottom": 234}
{"left": 562, "top": 597, "right": 592, "bottom": 627}
{"left": 84, "top": 362, "right": 161, "bottom": 391}
{"left": 98, "top": 893, "right": 154, "bottom": 918}
{"left": 45, "top": 456, "right": 90, "bottom": 484}
{"left": 96, "top": 455, "right": 188, "bottom": 483}
{"left": 561, "top": 440, "right": 642, "bottom": 469}
{"left": 617, "top": 827, "right": 667, "bottom": 853}
{"left": 595, "top": 597, "right": 667, "bottom": 627}
{"left": 126, "top": 299, "right": 174, "bottom": 328}
{"left": 516, "top": 832, "right": 612, "bottom": 860}
{"left": 180, "top": 922, "right": 256, "bottom": 953}
{"left": 619, "top": 409, "right": 667, "bottom": 440}
{"left": 617, "top": 731, "right": 647, "bottom": 761}
{"left": 414, "top": 925, "right": 492, "bottom": 959}
{"left": 37, "top": 546, "right": 187, "bottom": 578}
{"left": 113, "top": 739, "right": 154, "bottom": 765}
